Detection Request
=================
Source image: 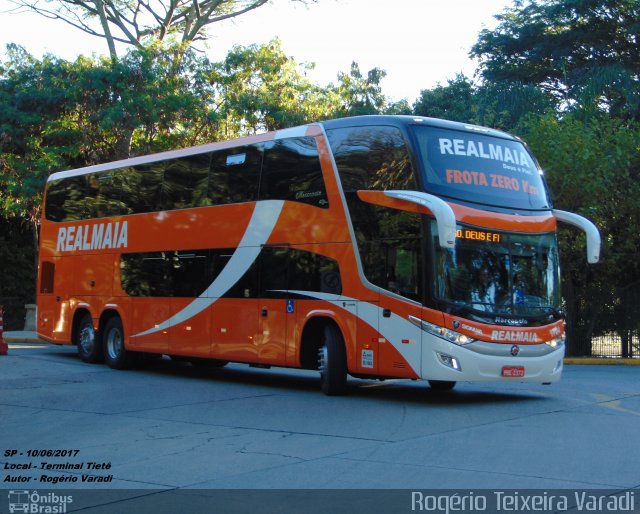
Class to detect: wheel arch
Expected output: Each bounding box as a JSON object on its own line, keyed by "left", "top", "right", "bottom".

{"left": 71, "top": 306, "right": 94, "bottom": 344}
{"left": 99, "top": 308, "right": 123, "bottom": 339}
{"left": 299, "top": 312, "right": 351, "bottom": 370}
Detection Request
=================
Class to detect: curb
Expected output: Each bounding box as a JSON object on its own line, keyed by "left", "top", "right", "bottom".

{"left": 3, "top": 332, "right": 44, "bottom": 344}
{"left": 564, "top": 357, "right": 640, "bottom": 366}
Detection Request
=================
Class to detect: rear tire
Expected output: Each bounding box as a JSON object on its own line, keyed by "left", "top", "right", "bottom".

{"left": 318, "top": 325, "right": 347, "bottom": 395}
{"left": 103, "top": 316, "right": 135, "bottom": 369}
{"left": 76, "top": 313, "right": 103, "bottom": 363}
{"left": 428, "top": 380, "right": 456, "bottom": 391}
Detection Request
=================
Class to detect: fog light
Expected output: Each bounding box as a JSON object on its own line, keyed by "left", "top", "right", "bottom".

{"left": 437, "top": 352, "right": 461, "bottom": 371}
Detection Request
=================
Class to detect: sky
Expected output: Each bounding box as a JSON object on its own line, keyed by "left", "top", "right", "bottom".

{"left": 0, "top": 0, "right": 513, "bottom": 102}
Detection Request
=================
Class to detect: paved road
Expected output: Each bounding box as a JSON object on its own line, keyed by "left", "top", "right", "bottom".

{"left": 1, "top": 342, "right": 639, "bottom": 511}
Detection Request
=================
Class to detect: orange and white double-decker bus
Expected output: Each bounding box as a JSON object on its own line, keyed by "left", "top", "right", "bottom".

{"left": 36, "top": 116, "right": 600, "bottom": 394}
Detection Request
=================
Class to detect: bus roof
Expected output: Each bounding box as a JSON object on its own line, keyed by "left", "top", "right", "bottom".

{"left": 318, "top": 115, "right": 518, "bottom": 142}
{"left": 46, "top": 115, "right": 519, "bottom": 183}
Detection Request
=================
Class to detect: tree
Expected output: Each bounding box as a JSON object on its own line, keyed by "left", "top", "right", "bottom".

{"left": 333, "top": 61, "right": 388, "bottom": 116}
{"left": 7, "top": 0, "right": 317, "bottom": 63}
{"left": 412, "top": 74, "right": 554, "bottom": 131}
{"left": 413, "top": 74, "right": 476, "bottom": 123}
{"left": 471, "top": 0, "right": 640, "bottom": 118}
{"left": 210, "top": 39, "right": 338, "bottom": 135}
{"left": 521, "top": 112, "right": 640, "bottom": 355}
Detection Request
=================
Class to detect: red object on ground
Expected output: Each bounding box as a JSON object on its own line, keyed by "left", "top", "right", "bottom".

{"left": 0, "top": 306, "right": 8, "bottom": 355}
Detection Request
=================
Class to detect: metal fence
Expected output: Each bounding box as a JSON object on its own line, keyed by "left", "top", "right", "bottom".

{"left": 591, "top": 331, "right": 640, "bottom": 359}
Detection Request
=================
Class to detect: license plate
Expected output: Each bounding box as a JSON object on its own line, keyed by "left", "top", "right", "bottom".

{"left": 502, "top": 366, "right": 525, "bottom": 378}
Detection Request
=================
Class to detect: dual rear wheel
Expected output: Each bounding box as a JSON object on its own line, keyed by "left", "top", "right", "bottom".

{"left": 75, "top": 314, "right": 133, "bottom": 369}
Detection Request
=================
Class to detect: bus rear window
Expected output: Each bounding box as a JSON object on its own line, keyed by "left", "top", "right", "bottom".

{"left": 412, "top": 126, "right": 550, "bottom": 210}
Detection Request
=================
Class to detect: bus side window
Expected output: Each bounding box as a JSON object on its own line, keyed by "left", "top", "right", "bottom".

{"left": 45, "top": 175, "right": 92, "bottom": 222}
{"left": 132, "top": 162, "right": 165, "bottom": 214}
{"left": 209, "top": 145, "right": 262, "bottom": 205}
{"left": 288, "top": 249, "right": 342, "bottom": 295}
{"left": 260, "top": 137, "right": 328, "bottom": 208}
{"left": 163, "top": 153, "right": 212, "bottom": 210}
{"left": 89, "top": 169, "right": 132, "bottom": 218}
{"left": 120, "top": 252, "right": 173, "bottom": 297}
{"left": 215, "top": 250, "right": 258, "bottom": 298}
{"left": 259, "top": 247, "right": 289, "bottom": 298}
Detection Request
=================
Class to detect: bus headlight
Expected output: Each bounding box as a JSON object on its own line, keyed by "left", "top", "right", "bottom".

{"left": 409, "top": 316, "right": 475, "bottom": 346}
{"left": 545, "top": 334, "right": 566, "bottom": 349}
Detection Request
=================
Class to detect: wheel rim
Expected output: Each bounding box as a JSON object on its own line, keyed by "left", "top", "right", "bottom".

{"left": 106, "top": 327, "right": 122, "bottom": 360}
{"left": 79, "top": 325, "right": 95, "bottom": 355}
{"left": 318, "top": 345, "right": 328, "bottom": 376}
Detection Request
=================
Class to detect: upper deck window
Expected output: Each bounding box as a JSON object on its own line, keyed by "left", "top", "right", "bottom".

{"left": 412, "top": 126, "right": 550, "bottom": 210}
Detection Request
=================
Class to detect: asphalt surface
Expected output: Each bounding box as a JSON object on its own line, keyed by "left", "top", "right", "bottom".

{"left": 1, "top": 340, "right": 639, "bottom": 512}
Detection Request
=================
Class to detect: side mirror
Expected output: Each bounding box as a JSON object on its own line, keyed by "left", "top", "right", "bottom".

{"left": 357, "top": 190, "right": 457, "bottom": 249}
{"left": 553, "top": 209, "right": 601, "bottom": 264}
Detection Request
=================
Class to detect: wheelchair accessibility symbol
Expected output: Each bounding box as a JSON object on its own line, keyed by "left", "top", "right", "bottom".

{"left": 286, "top": 299, "right": 295, "bottom": 314}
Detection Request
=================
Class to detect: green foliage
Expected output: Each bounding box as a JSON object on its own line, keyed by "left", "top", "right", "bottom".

{"left": 333, "top": 62, "right": 388, "bottom": 116}
{"left": 521, "top": 112, "right": 640, "bottom": 352}
{"left": 210, "top": 39, "right": 338, "bottom": 135}
{"left": 471, "top": 0, "right": 640, "bottom": 119}
{"left": 412, "top": 74, "right": 554, "bottom": 132}
{"left": 413, "top": 74, "right": 476, "bottom": 123}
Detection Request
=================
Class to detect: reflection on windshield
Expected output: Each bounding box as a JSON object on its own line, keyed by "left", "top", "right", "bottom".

{"left": 434, "top": 222, "right": 561, "bottom": 320}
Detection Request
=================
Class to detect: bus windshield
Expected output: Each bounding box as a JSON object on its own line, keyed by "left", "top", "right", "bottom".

{"left": 412, "top": 125, "right": 550, "bottom": 210}
{"left": 433, "top": 222, "right": 562, "bottom": 323}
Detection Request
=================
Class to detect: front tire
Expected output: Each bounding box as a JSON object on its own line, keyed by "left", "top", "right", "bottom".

{"left": 103, "top": 316, "right": 134, "bottom": 369}
{"left": 318, "top": 325, "right": 347, "bottom": 395}
{"left": 76, "top": 313, "right": 103, "bottom": 363}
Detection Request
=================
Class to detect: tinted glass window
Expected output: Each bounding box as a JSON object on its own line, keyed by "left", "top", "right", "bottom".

{"left": 326, "top": 125, "right": 421, "bottom": 301}
{"left": 120, "top": 246, "right": 341, "bottom": 298}
{"left": 86, "top": 168, "right": 135, "bottom": 218}
{"left": 132, "top": 162, "right": 164, "bottom": 214}
{"left": 121, "top": 252, "right": 173, "bottom": 297}
{"left": 45, "top": 176, "right": 92, "bottom": 221}
{"left": 219, "top": 250, "right": 259, "bottom": 298}
{"left": 327, "top": 126, "right": 416, "bottom": 192}
{"left": 288, "top": 249, "right": 342, "bottom": 295}
{"left": 260, "top": 137, "right": 328, "bottom": 208}
{"left": 122, "top": 249, "right": 211, "bottom": 297}
{"left": 209, "top": 145, "right": 262, "bottom": 205}
{"left": 350, "top": 203, "right": 423, "bottom": 301}
{"left": 413, "top": 126, "right": 550, "bottom": 210}
{"left": 259, "top": 247, "right": 289, "bottom": 297}
{"left": 163, "top": 154, "right": 212, "bottom": 210}
{"left": 170, "top": 250, "right": 211, "bottom": 297}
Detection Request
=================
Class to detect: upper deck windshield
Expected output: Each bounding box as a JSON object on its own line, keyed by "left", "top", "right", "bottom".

{"left": 412, "top": 125, "right": 550, "bottom": 210}
{"left": 434, "top": 222, "right": 562, "bottom": 323}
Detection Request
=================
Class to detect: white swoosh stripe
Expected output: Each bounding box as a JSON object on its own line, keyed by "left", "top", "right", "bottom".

{"left": 132, "top": 200, "right": 285, "bottom": 337}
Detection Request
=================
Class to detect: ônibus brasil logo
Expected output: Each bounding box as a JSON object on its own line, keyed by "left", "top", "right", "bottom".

{"left": 8, "top": 490, "right": 73, "bottom": 513}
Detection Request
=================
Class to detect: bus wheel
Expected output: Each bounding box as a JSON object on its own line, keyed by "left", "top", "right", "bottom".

{"left": 318, "top": 325, "right": 347, "bottom": 395}
{"left": 428, "top": 380, "right": 456, "bottom": 391}
{"left": 103, "top": 317, "right": 134, "bottom": 370}
{"left": 76, "top": 313, "right": 103, "bottom": 364}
